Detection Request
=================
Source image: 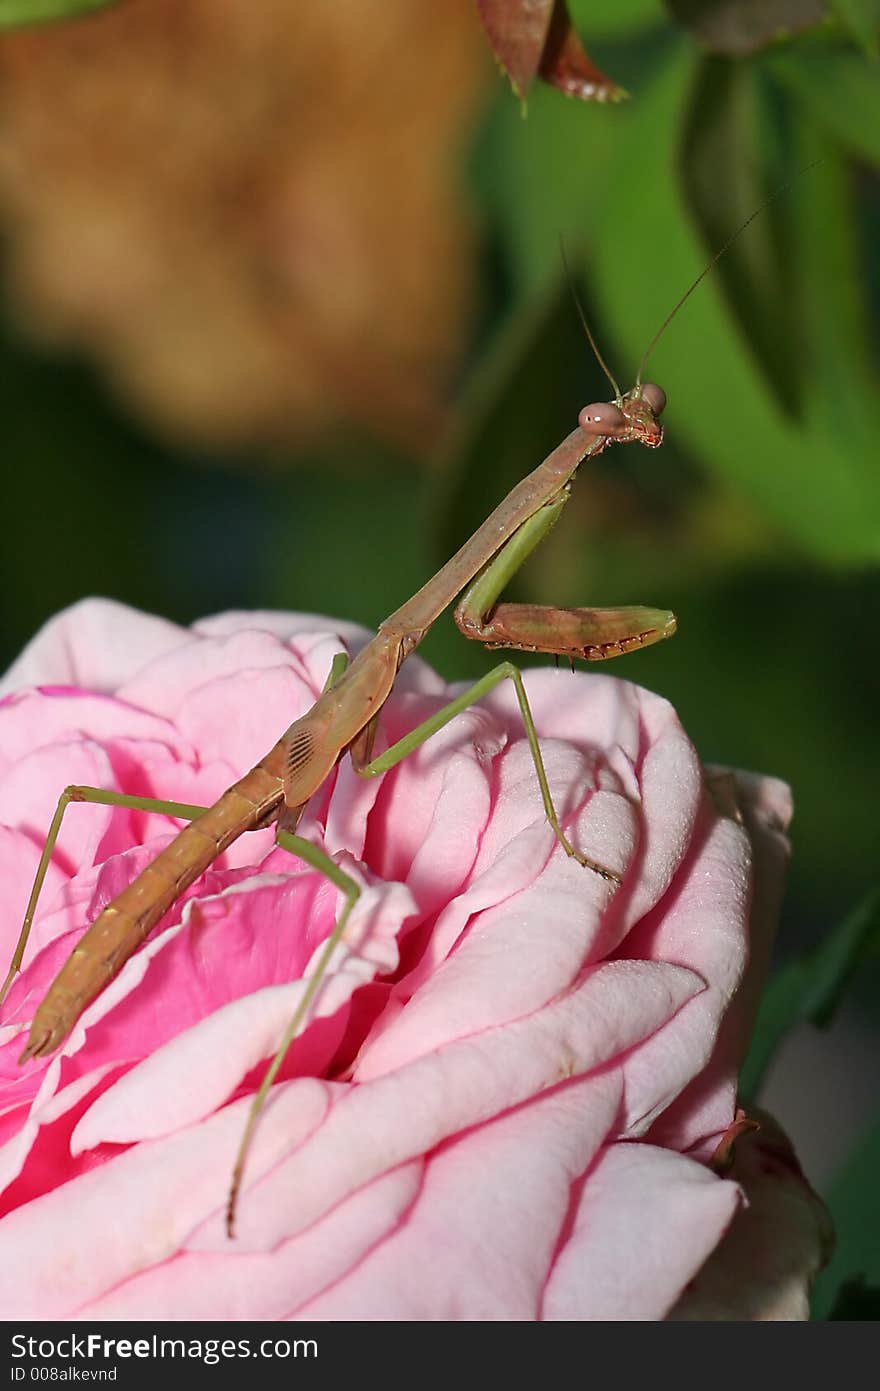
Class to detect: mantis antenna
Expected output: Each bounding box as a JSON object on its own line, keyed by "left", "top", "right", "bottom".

{"left": 563, "top": 160, "right": 822, "bottom": 397}
{"left": 634, "top": 160, "right": 823, "bottom": 388}
{"left": 559, "top": 236, "right": 622, "bottom": 401}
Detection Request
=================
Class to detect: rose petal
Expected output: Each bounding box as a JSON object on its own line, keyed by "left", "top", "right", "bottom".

{"left": 296, "top": 1072, "right": 623, "bottom": 1319}
{"left": 0, "top": 1081, "right": 332, "bottom": 1319}
{"left": 76, "top": 1160, "right": 424, "bottom": 1320}
{"left": 217, "top": 960, "right": 702, "bottom": 1248}
{"left": 0, "top": 599, "right": 189, "bottom": 697}
{"left": 71, "top": 869, "right": 414, "bottom": 1146}
{"left": 617, "top": 788, "right": 752, "bottom": 1142}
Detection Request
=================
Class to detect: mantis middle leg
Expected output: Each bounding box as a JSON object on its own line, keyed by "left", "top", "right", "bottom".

{"left": 0, "top": 786, "right": 211, "bottom": 1007}
{"left": 348, "top": 659, "right": 620, "bottom": 881}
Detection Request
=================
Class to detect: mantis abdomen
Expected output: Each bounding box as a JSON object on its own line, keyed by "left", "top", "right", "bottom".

{"left": 22, "top": 760, "right": 287, "bottom": 1060}
{"left": 19, "top": 632, "right": 404, "bottom": 1062}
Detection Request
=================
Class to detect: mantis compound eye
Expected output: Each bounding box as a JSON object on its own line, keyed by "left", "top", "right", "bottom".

{"left": 578, "top": 402, "right": 625, "bottom": 436}
{"left": 640, "top": 382, "right": 667, "bottom": 416}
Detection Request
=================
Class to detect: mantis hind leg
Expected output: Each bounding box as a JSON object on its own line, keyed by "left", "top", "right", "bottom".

{"left": 226, "top": 645, "right": 369, "bottom": 1233}
{"left": 349, "top": 662, "right": 622, "bottom": 884}
{"left": 226, "top": 826, "right": 361, "bottom": 1238}
{"left": 0, "top": 785, "right": 210, "bottom": 1007}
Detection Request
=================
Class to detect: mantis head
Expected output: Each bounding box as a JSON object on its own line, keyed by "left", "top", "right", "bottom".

{"left": 568, "top": 164, "right": 819, "bottom": 454}
{"left": 560, "top": 247, "right": 666, "bottom": 449}
{"left": 578, "top": 382, "right": 666, "bottom": 448}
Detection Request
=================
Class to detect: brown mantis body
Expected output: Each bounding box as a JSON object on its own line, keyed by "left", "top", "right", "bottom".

{"left": 3, "top": 387, "right": 673, "bottom": 1234}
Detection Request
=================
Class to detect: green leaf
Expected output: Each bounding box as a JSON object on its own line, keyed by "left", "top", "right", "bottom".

{"left": 811, "top": 1113, "right": 880, "bottom": 1318}
{"left": 793, "top": 141, "right": 880, "bottom": 461}
{"left": 568, "top": 0, "right": 666, "bottom": 36}
{"left": 587, "top": 42, "right": 880, "bottom": 562}
{"left": 741, "top": 886, "right": 880, "bottom": 1099}
{"left": 471, "top": 78, "right": 628, "bottom": 296}
{"left": 828, "top": 0, "right": 880, "bottom": 58}
{"left": 0, "top": 0, "right": 118, "bottom": 28}
{"left": 680, "top": 55, "right": 802, "bottom": 413}
{"left": 769, "top": 48, "right": 880, "bottom": 163}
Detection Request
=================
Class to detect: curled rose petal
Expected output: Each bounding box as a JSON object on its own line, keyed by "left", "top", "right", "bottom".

{"left": 0, "top": 599, "right": 823, "bottom": 1318}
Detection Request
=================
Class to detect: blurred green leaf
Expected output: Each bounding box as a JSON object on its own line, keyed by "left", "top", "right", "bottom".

{"left": 681, "top": 55, "right": 801, "bottom": 412}
{"left": 435, "top": 271, "right": 590, "bottom": 569}
{"left": 794, "top": 141, "right": 880, "bottom": 456}
{"left": 812, "top": 1113, "right": 880, "bottom": 1318}
{"left": 0, "top": 0, "right": 117, "bottom": 27}
{"left": 769, "top": 48, "right": 880, "bottom": 162}
{"left": 741, "top": 886, "right": 880, "bottom": 1098}
{"left": 828, "top": 0, "right": 880, "bottom": 57}
{"left": 569, "top": 0, "right": 666, "bottom": 35}
{"left": 588, "top": 42, "right": 880, "bottom": 562}
{"left": 470, "top": 79, "right": 629, "bottom": 296}
{"left": 266, "top": 444, "right": 426, "bottom": 639}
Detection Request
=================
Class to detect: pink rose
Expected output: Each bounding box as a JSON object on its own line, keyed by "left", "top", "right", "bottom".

{"left": 0, "top": 599, "right": 828, "bottom": 1319}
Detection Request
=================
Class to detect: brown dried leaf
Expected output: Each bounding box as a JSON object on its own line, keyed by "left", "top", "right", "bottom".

{"left": 476, "top": 0, "right": 554, "bottom": 94}
{"left": 538, "top": 0, "right": 629, "bottom": 99}
{"left": 476, "top": 0, "right": 626, "bottom": 101}
{"left": 0, "top": 0, "right": 490, "bottom": 456}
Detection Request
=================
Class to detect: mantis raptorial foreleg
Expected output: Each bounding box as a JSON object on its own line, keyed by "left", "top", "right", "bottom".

{"left": 451, "top": 489, "right": 676, "bottom": 660}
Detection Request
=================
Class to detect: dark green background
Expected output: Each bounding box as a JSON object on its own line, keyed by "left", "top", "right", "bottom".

{"left": 0, "top": 0, "right": 878, "bottom": 1316}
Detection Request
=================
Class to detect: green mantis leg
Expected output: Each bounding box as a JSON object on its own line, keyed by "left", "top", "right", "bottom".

{"left": 226, "top": 644, "right": 366, "bottom": 1233}
{"left": 0, "top": 786, "right": 209, "bottom": 1006}
{"left": 350, "top": 661, "right": 621, "bottom": 884}
{"left": 225, "top": 826, "right": 361, "bottom": 1237}
{"left": 348, "top": 497, "right": 673, "bottom": 883}
{"left": 453, "top": 492, "right": 676, "bottom": 660}
{"left": 346, "top": 510, "right": 636, "bottom": 882}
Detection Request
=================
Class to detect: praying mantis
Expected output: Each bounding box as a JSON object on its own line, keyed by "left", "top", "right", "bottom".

{"left": 0, "top": 194, "right": 783, "bottom": 1234}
